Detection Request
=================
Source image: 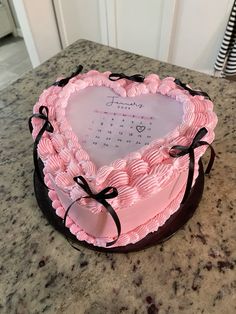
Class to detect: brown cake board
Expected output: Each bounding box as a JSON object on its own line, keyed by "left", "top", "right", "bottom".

{"left": 34, "top": 159, "right": 204, "bottom": 253}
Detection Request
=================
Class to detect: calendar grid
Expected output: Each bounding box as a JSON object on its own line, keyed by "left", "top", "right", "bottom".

{"left": 94, "top": 109, "right": 154, "bottom": 121}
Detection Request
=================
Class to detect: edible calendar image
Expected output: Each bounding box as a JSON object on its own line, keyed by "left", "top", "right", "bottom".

{"left": 67, "top": 86, "right": 183, "bottom": 166}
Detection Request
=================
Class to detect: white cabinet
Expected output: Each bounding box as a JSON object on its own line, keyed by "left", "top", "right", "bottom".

{"left": 54, "top": 0, "right": 234, "bottom": 75}
{"left": 53, "top": 0, "right": 101, "bottom": 47}
{"left": 13, "top": 0, "right": 61, "bottom": 67}
{"left": 0, "top": 0, "right": 16, "bottom": 38}
{"left": 54, "top": 0, "right": 176, "bottom": 61}
{"left": 14, "top": 0, "right": 234, "bottom": 74}
{"left": 115, "top": 0, "right": 164, "bottom": 59}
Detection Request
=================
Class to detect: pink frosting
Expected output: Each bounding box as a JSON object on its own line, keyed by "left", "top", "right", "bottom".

{"left": 31, "top": 71, "right": 218, "bottom": 247}
{"left": 49, "top": 169, "right": 188, "bottom": 244}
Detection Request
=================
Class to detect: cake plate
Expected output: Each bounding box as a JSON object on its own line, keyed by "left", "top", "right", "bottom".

{"left": 34, "top": 159, "right": 205, "bottom": 253}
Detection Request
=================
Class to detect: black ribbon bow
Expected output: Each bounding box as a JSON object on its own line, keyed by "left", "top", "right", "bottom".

{"left": 63, "top": 176, "right": 121, "bottom": 247}
{"left": 169, "top": 127, "right": 215, "bottom": 204}
{"left": 53, "top": 65, "right": 83, "bottom": 87}
{"left": 174, "top": 78, "right": 211, "bottom": 100}
{"left": 28, "top": 105, "right": 54, "bottom": 187}
{"left": 109, "top": 72, "right": 145, "bottom": 83}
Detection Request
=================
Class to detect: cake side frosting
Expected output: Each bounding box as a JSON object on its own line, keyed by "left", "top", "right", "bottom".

{"left": 31, "top": 70, "right": 218, "bottom": 247}
{"left": 45, "top": 165, "right": 199, "bottom": 247}
{"left": 48, "top": 169, "right": 187, "bottom": 237}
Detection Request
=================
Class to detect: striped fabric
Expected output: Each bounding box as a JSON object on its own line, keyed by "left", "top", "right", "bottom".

{"left": 215, "top": 1, "right": 236, "bottom": 76}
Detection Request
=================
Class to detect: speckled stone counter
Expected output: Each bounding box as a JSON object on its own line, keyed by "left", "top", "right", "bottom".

{"left": 0, "top": 40, "right": 235, "bottom": 314}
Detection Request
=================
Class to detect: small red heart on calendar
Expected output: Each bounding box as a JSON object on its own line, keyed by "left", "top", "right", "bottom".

{"left": 136, "top": 125, "right": 146, "bottom": 133}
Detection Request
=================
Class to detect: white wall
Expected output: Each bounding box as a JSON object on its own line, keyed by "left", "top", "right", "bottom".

{"left": 169, "top": 0, "right": 234, "bottom": 74}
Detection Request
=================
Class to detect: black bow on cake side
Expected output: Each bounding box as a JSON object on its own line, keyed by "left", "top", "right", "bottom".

{"left": 64, "top": 176, "right": 121, "bottom": 247}
{"left": 169, "top": 127, "right": 216, "bottom": 205}
{"left": 174, "top": 78, "right": 211, "bottom": 100}
{"left": 52, "top": 65, "right": 83, "bottom": 87}
{"left": 28, "top": 105, "right": 54, "bottom": 187}
{"left": 109, "top": 72, "right": 145, "bottom": 83}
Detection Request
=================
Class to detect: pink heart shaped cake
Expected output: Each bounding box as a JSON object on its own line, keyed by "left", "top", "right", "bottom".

{"left": 30, "top": 67, "right": 217, "bottom": 249}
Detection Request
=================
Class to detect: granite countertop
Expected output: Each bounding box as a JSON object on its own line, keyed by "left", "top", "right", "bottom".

{"left": 0, "top": 39, "right": 235, "bottom": 314}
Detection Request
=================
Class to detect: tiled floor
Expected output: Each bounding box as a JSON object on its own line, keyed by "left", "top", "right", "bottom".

{"left": 0, "top": 34, "right": 32, "bottom": 91}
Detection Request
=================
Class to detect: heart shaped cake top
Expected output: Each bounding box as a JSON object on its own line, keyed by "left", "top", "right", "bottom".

{"left": 31, "top": 70, "right": 217, "bottom": 214}
{"left": 66, "top": 85, "right": 184, "bottom": 167}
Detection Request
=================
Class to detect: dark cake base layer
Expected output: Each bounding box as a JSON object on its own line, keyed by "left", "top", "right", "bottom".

{"left": 34, "top": 159, "right": 204, "bottom": 253}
